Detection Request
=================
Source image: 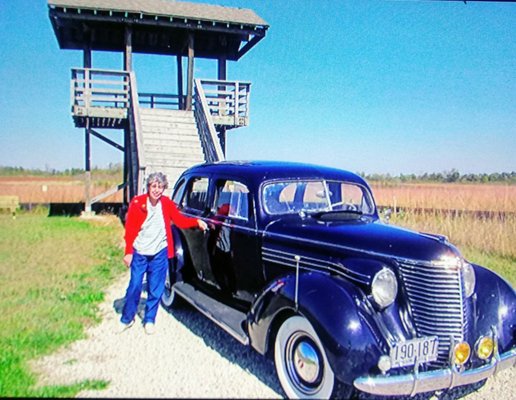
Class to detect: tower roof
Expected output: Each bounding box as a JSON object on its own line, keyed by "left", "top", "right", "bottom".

{"left": 48, "top": 0, "right": 269, "bottom": 60}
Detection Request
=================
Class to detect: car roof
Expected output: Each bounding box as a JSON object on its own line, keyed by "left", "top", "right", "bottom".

{"left": 181, "top": 160, "right": 370, "bottom": 187}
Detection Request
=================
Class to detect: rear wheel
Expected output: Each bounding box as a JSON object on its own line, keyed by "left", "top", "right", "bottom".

{"left": 161, "top": 259, "right": 183, "bottom": 308}
{"left": 274, "top": 315, "right": 336, "bottom": 399}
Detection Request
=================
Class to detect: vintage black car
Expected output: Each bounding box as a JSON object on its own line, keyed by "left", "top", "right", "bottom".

{"left": 161, "top": 161, "right": 515, "bottom": 399}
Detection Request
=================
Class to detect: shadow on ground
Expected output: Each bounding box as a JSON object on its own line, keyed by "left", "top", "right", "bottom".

{"left": 163, "top": 301, "right": 284, "bottom": 396}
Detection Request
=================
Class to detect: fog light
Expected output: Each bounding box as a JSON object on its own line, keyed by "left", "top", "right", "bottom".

{"left": 454, "top": 342, "right": 471, "bottom": 365}
{"left": 476, "top": 336, "right": 494, "bottom": 360}
{"left": 378, "top": 355, "right": 392, "bottom": 374}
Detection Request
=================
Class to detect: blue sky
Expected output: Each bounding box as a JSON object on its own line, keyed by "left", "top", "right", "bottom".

{"left": 1, "top": 0, "right": 515, "bottom": 175}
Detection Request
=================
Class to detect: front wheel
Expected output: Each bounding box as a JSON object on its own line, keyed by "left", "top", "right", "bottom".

{"left": 274, "top": 315, "right": 336, "bottom": 399}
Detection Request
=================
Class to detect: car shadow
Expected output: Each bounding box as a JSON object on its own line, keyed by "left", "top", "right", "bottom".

{"left": 163, "top": 301, "right": 284, "bottom": 397}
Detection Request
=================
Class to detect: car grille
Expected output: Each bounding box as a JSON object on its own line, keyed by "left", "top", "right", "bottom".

{"left": 398, "top": 261, "right": 469, "bottom": 366}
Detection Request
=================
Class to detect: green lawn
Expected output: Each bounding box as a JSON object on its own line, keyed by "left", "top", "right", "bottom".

{"left": 0, "top": 212, "right": 125, "bottom": 397}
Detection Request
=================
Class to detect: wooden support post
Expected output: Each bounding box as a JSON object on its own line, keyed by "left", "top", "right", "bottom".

{"left": 177, "top": 55, "right": 184, "bottom": 110}
{"left": 123, "top": 128, "right": 130, "bottom": 204}
{"left": 186, "top": 33, "right": 195, "bottom": 111}
{"left": 217, "top": 55, "right": 227, "bottom": 155}
{"left": 85, "top": 119, "right": 92, "bottom": 213}
{"left": 218, "top": 56, "right": 227, "bottom": 81}
{"left": 124, "top": 26, "right": 133, "bottom": 72}
{"left": 218, "top": 128, "right": 226, "bottom": 156}
{"left": 124, "top": 26, "right": 135, "bottom": 204}
{"left": 83, "top": 46, "right": 93, "bottom": 214}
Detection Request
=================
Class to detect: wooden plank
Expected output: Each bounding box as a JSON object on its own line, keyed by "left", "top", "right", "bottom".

{"left": 75, "top": 88, "right": 128, "bottom": 95}
{"left": 74, "top": 79, "right": 128, "bottom": 86}
{"left": 72, "top": 105, "right": 128, "bottom": 119}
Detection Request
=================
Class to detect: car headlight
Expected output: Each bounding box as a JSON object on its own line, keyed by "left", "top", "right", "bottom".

{"left": 372, "top": 268, "right": 398, "bottom": 309}
{"left": 462, "top": 261, "right": 475, "bottom": 298}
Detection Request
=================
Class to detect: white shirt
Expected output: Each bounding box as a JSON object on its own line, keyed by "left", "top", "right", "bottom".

{"left": 133, "top": 199, "right": 168, "bottom": 256}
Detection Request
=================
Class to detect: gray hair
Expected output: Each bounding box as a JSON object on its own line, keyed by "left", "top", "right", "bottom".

{"left": 146, "top": 172, "right": 168, "bottom": 190}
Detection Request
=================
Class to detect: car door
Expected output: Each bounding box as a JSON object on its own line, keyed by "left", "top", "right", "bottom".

{"left": 177, "top": 175, "right": 219, "bottom": 287}
{"left": 209, "top": 178, "right": 263, "bottom": 303}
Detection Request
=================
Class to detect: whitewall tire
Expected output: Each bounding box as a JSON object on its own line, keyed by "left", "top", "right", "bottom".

{"left": 274, "top": 315, "right": 336, "bottom": 399}
{"left": 161, "top": 264, "right": 178, "bottom": 308}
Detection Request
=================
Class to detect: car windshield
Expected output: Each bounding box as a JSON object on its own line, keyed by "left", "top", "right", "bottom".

{"left": 262, "top": 179, "right": 375, "bottom": 216}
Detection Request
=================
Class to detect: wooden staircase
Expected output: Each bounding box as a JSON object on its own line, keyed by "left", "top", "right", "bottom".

{"left": 139, "top": 108, "right": 204, "bottom": 191}
{"left": 70, "top": 68, "right": 251, "bottom": 205}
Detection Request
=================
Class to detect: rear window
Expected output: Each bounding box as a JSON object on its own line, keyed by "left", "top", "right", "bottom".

{"left": 184, "top": 177, "right": 209, "bottom": 211}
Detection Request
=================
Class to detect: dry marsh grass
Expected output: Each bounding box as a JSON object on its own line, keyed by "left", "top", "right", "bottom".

{"left": 371, "top": 183, "right": 516, "bottom": 212}
{"left": 0, "top": 176, "right": 122, "bottom": 203}
{"left": 369, "top": 182, "right": 515, "bottom": 285}
{"left": 389, "top": 211, "right": 516, "bottom": 260}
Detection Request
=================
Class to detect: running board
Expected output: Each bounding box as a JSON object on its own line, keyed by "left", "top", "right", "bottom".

{"left": 173, "top": 282, "right": 249, "bottom": 345}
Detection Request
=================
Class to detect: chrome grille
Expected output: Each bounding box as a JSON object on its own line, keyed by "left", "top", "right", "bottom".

{"left": 398, "top": 261, "right": 469, "bottom": 366}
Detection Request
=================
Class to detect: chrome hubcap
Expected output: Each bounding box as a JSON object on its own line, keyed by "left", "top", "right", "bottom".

{"left": 286, "top": 332, "right": 323, "bottom": 394}
{"left": 293, "top": 341, "right": 320, "bottom": 384}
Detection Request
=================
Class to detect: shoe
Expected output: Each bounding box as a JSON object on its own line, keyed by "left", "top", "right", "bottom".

{"left": 117, "top": 319, "right": 134, "bottom": 334}
{"left": 144, "top": 322, "right": 156, "bottom": 335}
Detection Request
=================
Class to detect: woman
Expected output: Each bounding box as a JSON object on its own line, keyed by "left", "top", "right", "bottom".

{"left": 119, "top": 172, "right": 207, "bottom": 334}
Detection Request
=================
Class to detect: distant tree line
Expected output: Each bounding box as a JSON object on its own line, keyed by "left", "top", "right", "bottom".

{"left": 360, "top": 169, "right": 516, "bottom": 184}
{"left": 0, "top": 163, "right": 123, "bottom": 177}
{"left": 1, "top": 164, "right": 514, "bottom": 184}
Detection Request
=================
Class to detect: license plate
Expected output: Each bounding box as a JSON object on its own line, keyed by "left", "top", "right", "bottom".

{"left": 390, "top": 336, "right": 439, "bottom": 368}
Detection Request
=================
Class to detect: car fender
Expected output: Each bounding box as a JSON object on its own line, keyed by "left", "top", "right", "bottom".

{"left": 471, "top": 263, "right": 516, "bottom": 353}
{"left": 248, "top": 271, "right": 385, "bottom": 384}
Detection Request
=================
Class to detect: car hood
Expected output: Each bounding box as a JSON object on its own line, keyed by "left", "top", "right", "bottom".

{"left": 263, "top": 215, "right": 461, "bottom": 263}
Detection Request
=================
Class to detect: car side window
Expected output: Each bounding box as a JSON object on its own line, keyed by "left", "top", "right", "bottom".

{"left": 214, "top": 180, "right": 250, "bottom": 221}
{"left": 172, "top": 178, "right": 186, "bottom": 204}
{"left": 184, "top": 177, "right": 209, "bottom": 211}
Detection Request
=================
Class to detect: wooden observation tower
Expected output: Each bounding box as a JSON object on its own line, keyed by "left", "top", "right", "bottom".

{"left": 47, "top": 0, "right": 268, "bottom": 212}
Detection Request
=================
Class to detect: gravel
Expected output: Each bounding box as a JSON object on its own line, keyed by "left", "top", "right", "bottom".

{"left": 32, "top": 272, "right": 515, "bottom": 399}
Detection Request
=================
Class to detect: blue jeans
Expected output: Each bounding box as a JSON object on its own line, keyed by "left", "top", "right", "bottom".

{"left": 121, "top": 247, "right": 168, "bottom": 325}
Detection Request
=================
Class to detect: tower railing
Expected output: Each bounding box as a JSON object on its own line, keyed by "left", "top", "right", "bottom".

{"left": 196, "top": 79, "right": 251, "bottom": 128}
{"left": 194, "top": 79, "right": 225, "bottom": 162}
{"left": 71, "top": 68, "right": 129, "bottom": 126}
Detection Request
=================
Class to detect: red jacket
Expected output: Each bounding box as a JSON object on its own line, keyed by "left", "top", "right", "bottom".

{"left": 124, "top": 194, "right": 199, "bottom": 258}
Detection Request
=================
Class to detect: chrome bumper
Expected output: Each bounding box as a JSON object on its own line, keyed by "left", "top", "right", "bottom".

{"left": 353, "top": 348, "right": 516, "bottom": 397}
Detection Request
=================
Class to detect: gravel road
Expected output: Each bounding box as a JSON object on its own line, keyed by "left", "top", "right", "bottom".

{"left": 32, "top": 271, "right": 515, "bottom": 399}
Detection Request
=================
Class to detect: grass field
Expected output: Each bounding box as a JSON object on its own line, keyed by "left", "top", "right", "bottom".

{"left": 0, "top": 211, "right": 125, "bottom": 397}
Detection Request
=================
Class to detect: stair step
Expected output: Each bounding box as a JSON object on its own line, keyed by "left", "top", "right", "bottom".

{"left": 140, "top": 113, "right": 196, "bottom": 122}
{"left": 142, "top": 129, "right": 199, "bottom": 140}
{"left": 140, "top": 122, "right": 197, "bottom": 130}
{"left": 145, "top": 142, "right": 202, "bottom": 151}
{"left": 139, "top": 111, "right": 195, "bottom": 119}
{"left": 145, "top": 151, "right": 204, "bottom": 161}
{"left": 139, "top": 108, "right": 193, "bottom": 117}
{"left": 146, "top": 158, "right": 204, "bottom": 168}
{"left": 142, "top": 134, "right": 200, "bottom": 144}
